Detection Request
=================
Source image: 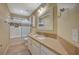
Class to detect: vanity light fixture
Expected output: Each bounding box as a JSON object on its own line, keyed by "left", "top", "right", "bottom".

{"left": 38, "top": 9, "right": 41, "bottom": 13}
{"left": 38, "top": 7, "right": 46, "bottom": 14}
{"left": 58, "top": 8, "right": 65, "bottom": 17}
{"left": 60, "top": 8, "right": 65, "bottom": 12}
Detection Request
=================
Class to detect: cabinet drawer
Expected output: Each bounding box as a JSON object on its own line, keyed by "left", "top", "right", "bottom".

{"left": 41, "top": 45, "right": 57, "bottom": 55}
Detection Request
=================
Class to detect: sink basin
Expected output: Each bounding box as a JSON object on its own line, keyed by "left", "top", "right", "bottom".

{"left": 33, "top": 34, "right": 39, "bottom": 37}
{"left": 35, "top": 35, "right": 46, "bottom": 40}
{"left": 33, "top": 34, "right": 46, "bottom": 40}
{"left": 37, "top": 36, "right": 46, "bottom": 40}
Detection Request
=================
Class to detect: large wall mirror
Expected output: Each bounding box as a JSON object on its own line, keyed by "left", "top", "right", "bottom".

{"left": 36, "top": 4, "right": 54, "bottom": 33}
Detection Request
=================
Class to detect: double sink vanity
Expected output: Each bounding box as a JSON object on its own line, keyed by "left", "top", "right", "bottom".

{"left": 27, "top": 33, "right": 68, "bottom": 55}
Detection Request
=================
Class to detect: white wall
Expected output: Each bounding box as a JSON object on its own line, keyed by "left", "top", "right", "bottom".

{"left": 57, "top": 3, "right": 79, "bottom": 42}
{"left": 0, "top": 4, "right": 10, "bottom": 54}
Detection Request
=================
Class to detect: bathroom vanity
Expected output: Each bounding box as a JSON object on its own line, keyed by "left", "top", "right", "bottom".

{"left": 28, "top": 33, "right": 68, "bottom": 55}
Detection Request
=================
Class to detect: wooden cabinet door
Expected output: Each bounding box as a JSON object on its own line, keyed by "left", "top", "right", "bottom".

{"left": 41, "top": 45, "right": 57, "bottom": 55}
{"left": 28, "top": 37, "right": 32, "bottom": 52}
{"left": 40, "top": 50, "right": 46, "bottom": 55}
{"left": 31, "top": 44, "right": 41, "bottom": 55}
{"left": 31, "top": 39, "right": 41, "bottom": 55}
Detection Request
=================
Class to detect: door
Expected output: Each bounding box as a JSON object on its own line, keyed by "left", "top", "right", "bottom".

{"left": 10, "top": 25, "right": 21, "bottom": 39}
{"left": 21, "top": 26, "right": 30, "bottom": 40}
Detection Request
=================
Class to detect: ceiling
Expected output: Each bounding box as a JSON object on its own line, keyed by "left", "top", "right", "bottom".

{"left": 7, "top": 3, "right": 41, "bottom": 16}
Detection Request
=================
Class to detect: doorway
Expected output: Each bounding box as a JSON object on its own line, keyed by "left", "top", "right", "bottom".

{"left": 9, "top": 17, "right": 31, "bottom": 40}
{"left": 6, "top": 17, "right": 31, "bottom": 55}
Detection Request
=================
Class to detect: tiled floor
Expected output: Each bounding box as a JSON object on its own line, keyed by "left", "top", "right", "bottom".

{"left": 6, "top": 38, "right": 30, "bottom": 55}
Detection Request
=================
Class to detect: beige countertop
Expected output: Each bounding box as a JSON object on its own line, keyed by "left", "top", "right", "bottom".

{"left": 28, "top": 34, "right": 68, "bottom": 55}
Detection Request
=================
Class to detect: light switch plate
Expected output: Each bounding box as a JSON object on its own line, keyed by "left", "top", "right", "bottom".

{"left": 72, "top": 29, "right": 79, "bottom": 42}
